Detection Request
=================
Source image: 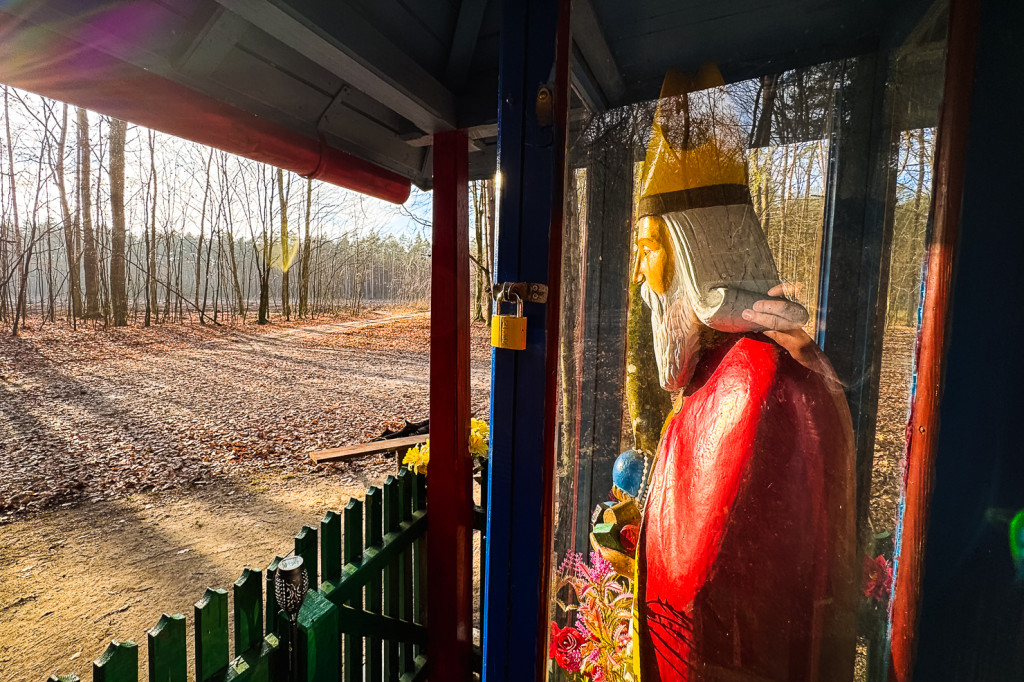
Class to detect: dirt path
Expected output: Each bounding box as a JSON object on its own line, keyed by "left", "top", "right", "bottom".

{"left": 0, "top": 471, "right": 388, "bottom": 681}
{"left": 0, "top": 313, "right": 491, "bottom": 516}
{"left": 0, "top": 313, "right": 491, "bottom": 680}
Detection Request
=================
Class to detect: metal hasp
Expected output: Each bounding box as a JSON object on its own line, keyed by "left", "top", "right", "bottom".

{"left": 483, "top": 0, "right": 572, "bottom": 679}
{"left": 491, "top": 281, "right": 550, "bottom": 304}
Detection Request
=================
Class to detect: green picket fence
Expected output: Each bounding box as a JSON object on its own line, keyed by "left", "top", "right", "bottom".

{"left": 49, "top": 468, "right": 429, "bottom": 682}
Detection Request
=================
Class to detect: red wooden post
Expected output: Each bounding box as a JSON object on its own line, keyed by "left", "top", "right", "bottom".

{"left": 888, "top": 0, "right": 980, "bottom": 678}
{"left": 428, "top": 129, "right": 473, "bottom": 680}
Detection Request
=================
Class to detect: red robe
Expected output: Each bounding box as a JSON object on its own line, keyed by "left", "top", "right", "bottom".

{"left": 637, "top": 335, "right": 856, "bottom": 681}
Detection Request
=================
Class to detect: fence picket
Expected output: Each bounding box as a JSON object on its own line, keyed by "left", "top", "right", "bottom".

{"left": 397, "top": 469, "right": 415, "bottom": 673}
{"left": 265, "top": 556, "right": 284, "bottom": 635}
{"left": 343, "top": 499, "right": 364, "bottom": 682}
{"left": 93, "top": 640, "right": 138, "bottom": 682}
{"left": 321, "top": 511, "right": 342, "bottom": 585}
{"left": 365, "top": 486, "right": 384, "bottom": 680}
{"left": 194, "top": 588, "right": 229, "bottom": 681}
{"left": 148, "top": 613, "right": 186, "bottom": 682}
{"left": 297, "top": 589, "right": 341, "bottom": 682}
{"left": 412, "top": 473, "right": 427, "bottom": 644}
{"left": 234, "top": 569, "right": 263, "bottom": 655}
{"left": 295, "top": 526, "right": 319, "bottom": 589}
{"left": 383, "top": 476, "right": 401, "bottom": 679}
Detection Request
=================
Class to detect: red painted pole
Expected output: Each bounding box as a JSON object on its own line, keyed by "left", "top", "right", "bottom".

{"left": 428, "top": 129, "right": 473, "bottom": 680}
{"left": 888, "top": 0, "right": 980, "bottom": 678}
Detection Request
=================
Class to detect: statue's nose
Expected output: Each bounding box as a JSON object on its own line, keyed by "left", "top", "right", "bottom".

{"left": 632, "top": 252, "right": 645, "bottom": 285}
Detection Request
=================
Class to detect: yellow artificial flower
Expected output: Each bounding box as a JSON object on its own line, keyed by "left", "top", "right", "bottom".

{"left": 402, "top": 442, "right": 430, "bottom": 474}
{"left": 470, "top": 418, "right": 490, "bottom": 440}
{"left": 469, "top": 432, "right": 488, "bottom": 458}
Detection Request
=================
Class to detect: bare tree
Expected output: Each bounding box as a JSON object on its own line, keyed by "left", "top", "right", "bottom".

{"left": 298, "top": 177, "right": 312, "bottom": 318}
{"left": 77, "top": 107, "right": 101, "bottom": 319}
{"left": 108, "top": 118, "right": 128, "bottom": 326}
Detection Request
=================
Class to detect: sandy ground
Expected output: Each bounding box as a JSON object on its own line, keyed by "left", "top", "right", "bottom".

{"left": 0, "top": 313, "right": 492, "bottom": 681}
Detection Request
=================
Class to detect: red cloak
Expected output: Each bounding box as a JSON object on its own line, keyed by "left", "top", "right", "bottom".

{"left": 637, "top": 335, "right": 856, "bottom": 681}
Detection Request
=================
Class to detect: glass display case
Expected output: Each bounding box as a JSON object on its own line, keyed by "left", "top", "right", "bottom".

{"left": 545, "top": 4, "right": 949, "bottom": 680}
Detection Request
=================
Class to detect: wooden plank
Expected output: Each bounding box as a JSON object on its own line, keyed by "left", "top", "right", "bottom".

{"left": 397, "top": 469, "right": 415, "bottom": 673}
{"left": 265, "top": 556, "right": 284, "bottom": 635}
{"left": 195, "top": 588, "right": 230, "bottom": 681}
{"left": 383, "top": 476, "right": 402, "bottom": 678}
{"left": 297, "top": 590, "right": 340, "bottom": 682}
{"left": 233, "top": 569, "right": 263, "bottom": 655}
{"left": 93, "top": 640, "right": 138, "bottom": 682}
{"left": 310, "top": 434, "right": 428, "bottom": 464}
{"left": 365, "top": 486, "right": 384, "bottom": 680}
{"left": 148, "top": 614, "right": 187, "bottom": 682}
{"left": 223, "top": 633, "right": 280, "bottom": 682}
{"left": 214, "top": 0, "right": 457, "bottom": 133}
{"left": 324, "top": 512, "right": 427, "bottom": 604}
{"left": 429, "top": 127, "right": 474, "bottom": 681}
{"left": 320, "top": 511, "right": 342, "bottom": 586}
{"left": 295, "top": 526, "right": 319, "bottom": 589}
{"left": 342, "top": 499, "right": 363, "bottom": 682}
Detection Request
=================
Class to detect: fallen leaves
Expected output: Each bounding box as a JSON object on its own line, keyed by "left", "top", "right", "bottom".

{"left": 0, "top": 311, "right": 492, "bottom": 518}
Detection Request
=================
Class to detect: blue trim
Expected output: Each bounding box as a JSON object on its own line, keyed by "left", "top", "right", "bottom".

{"left": 483, "top": 0, "right": 562, "bottom": 680}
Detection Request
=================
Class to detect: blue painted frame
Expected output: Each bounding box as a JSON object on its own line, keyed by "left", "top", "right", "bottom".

{"left": 483, "top": 0, "right": 569, "bottom": 679}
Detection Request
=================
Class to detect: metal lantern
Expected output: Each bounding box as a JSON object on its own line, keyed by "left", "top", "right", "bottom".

{"left": 275, "top": 556, "right": 308, "bottom": 680}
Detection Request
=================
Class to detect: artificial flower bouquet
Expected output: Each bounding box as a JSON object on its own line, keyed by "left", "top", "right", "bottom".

{"left": 402, "top": 417, "right": 490, "bottom": 475}
{"left": 550, "top": 552, "right": 636, "bottom": 681}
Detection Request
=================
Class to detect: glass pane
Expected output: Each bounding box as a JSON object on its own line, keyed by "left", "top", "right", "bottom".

{"left": 547, "top": 4, "right": 948, "bottom": 681}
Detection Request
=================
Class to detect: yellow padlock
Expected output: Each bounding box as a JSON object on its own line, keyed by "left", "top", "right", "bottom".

{"left": 491, "top": 292, "right": 527, "bottom": 350}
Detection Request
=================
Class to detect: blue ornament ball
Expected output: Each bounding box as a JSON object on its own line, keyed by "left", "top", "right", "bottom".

{"left": 612, "top": 449, "right": 646, "bottom": 499}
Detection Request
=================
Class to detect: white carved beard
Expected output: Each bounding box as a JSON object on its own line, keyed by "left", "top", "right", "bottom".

{"left": 640, "top": 276, "right": 702, "bottom": 393}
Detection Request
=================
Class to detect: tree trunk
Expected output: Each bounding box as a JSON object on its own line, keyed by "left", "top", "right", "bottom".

{"left": 195, "top": 149, "right": 214, "bottom": 313}
{"left": 299, "top": 178, "right": 312, "bottom": 318}
{"left": 108, "top": 118, "right": 128, "bottom": 326}
{"left": 472, "top": 181, "right": 486, "bottom": 321}
{"left": 52, "top": 104, "right": 82, "bottom": 319}
{"left": 483, "top": 178, "right": 496, "bottom": 324}
{"left": 277, "top": 168, "right": 291, "bottom": 320}
{"left": 3, "top": 87, "right": 22, "bottom": 328}
{"left": 148, "top": 131, "right": 159, "bottom": 322}
{"left": 77, "top": 107, "right": 101, "bottom": 319}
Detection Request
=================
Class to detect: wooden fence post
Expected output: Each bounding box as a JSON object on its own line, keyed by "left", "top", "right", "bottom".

{"left": 93, "top": 640, "right": 138, "bottom": 682}
{"left": 148, "top": 614, "right": 186, "bottom": 682}
{"left": 194, "top": 588, "right": 229, "bottom": 681}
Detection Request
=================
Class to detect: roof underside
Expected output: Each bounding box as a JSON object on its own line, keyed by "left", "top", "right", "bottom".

{"left": 0, "top": 0, "right": 935, "bottom": 192}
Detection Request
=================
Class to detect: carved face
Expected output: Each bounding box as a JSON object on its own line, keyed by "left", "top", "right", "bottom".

{"left": 635, "top": 213, "right": 702, "bottom": 392}
{"left": 633, "top": 216, "right": 674, "bottom": 295}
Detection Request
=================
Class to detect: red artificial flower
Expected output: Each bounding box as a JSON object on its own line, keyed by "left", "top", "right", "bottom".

{"left": 862, "top": 554, "right": 893, "bottom": 601}
{"left": 619, "top": 523, "right": 640, "bottom": 554}
{"left": 549, "top": 621, "right": 585, "bottom": 672}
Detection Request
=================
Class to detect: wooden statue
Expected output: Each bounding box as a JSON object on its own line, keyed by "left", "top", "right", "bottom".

{"left": 628, "top": 64, "right": 857, "bottom": 682}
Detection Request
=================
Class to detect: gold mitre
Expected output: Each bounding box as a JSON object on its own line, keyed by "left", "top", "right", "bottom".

{"left": 637, "top": 63, "right": 751, "bottom": 219}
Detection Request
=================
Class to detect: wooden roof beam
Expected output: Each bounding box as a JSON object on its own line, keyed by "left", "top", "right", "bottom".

{"left": 444, "top": 0, "right": 488, "bottom": 93}
{"left": 216, "top": 0, "right": 457, "bottom": 134}
{"left": 571, "top": 0, "right": 627, "bottom": 110}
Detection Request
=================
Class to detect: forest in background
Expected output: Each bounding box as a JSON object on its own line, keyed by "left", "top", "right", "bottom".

{"left": 0, "top": 85, "right": 498, "bottom": 333}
